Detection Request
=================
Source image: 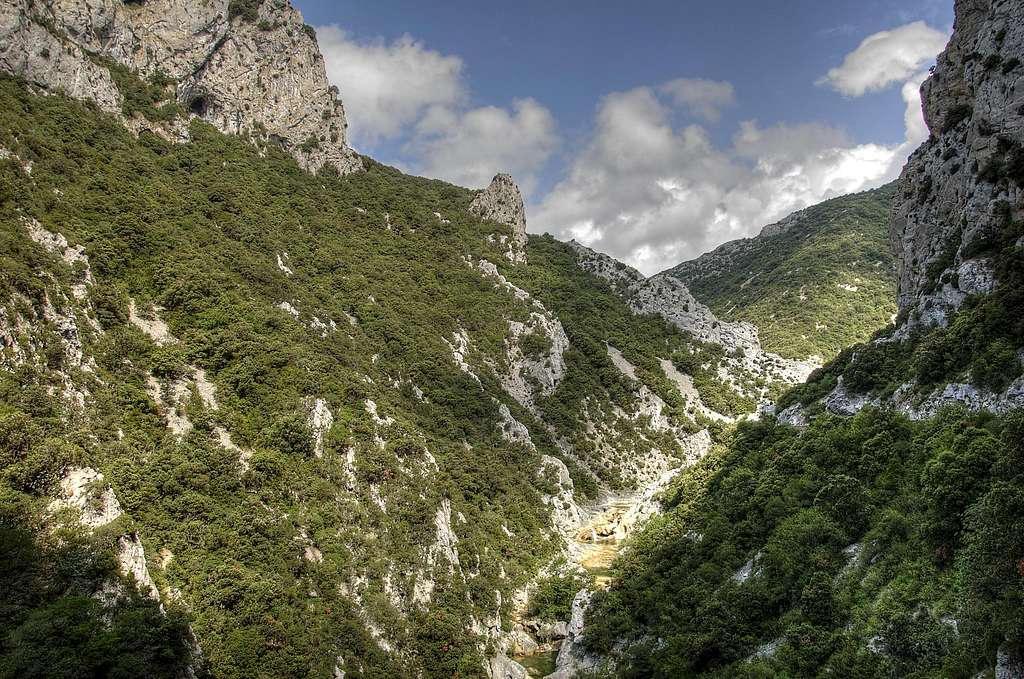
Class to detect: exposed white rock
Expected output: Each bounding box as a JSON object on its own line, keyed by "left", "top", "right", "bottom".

{"left": 146, "top": 374, "right": 193, "bottom": 437}
{"left": 891, "top": 0, "right": 1024, "bottom": 333}
{"left": 0, "top": 0, "right": 362, "bottom": 175}
{"left": 49, "top": 467, "right": 123, "bottom": 528}
{"left": 997, "top": 643, "right": 1024, "bottom": 679}
{"left": 117, "top": 533, "right": 160, "bottom": 600}
{"left": 731, "top": 552, "right": 763, "bottom": 584}
{"left": 501, "top": 312, "right": 569, "bottom": 411}
{"left": 548, "top": 589, "right": 604, "bottom": 679}
{"left": 129, "top": 300, "right": 175, "bottom": 345}
{"left": 445, "top": 328, "right": 481, "bottom": 383}
{"left": 824, "top": 377, "right": 881, "bottom": 416}
{"left": 23, "top": 219, "right": 94, "bottom": 299}
{"left": 277, "top": 301, "right": 301, "bottom": 319}
{"left": 746, "top": 637, "right": 784, "bottom": 663}
{"left": 215, "top": 426, "right": 252, "bottom": 469}
{"left": 50, "top": 468, "right": 161, "bottom": 603}
{"left": 958, "top": 258, "right": 996, "bottom": 296}
{"left": 540, "top": 455, "right": 585, "bottom": 538}
{"left": 570, "top": 240, "right": 818, "bottom": 392}
{"left": 660, "top": 357, "right": 733, "bottom": 423}
{"left": 489, "top": 654, "right": 528, "bottom": 679}
{"left": 475, "top": 259, "right": 532, "bottom": 303}
{"left": 496, "top": 401, "right": 533, "bottom": 447}
{"left": 433, "top": 499, "right": 461, "bottom": 570}
{"left": 894, "top": 375, "right": 1024, "bottom": 421}
{"left": 606, "top": 344, "right": 637, "bottom": 380}
{"left": 306, "top": 397, "right": 334, "bottom": 457}
{"left": 277, "top": 253, "right": 294, "bottom": 276}
{"left": 471, "top": 174, "right": 527, "bottom": 262}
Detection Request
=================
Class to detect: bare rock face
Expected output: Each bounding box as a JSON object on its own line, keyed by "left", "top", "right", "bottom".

{"left": 569, "top": 240, "right": 819, "bottom": 392}
{"left": 891, "top": 0, "right": 1023, "bottom": 330}
{"left": 0, "top": 0, "right": 123, "bottom": 112}
{"left": 0, "top": 0, "right": 361, "bottom": 175}
{"left": 472, "top": 174, "right": 528, "bottom": 257}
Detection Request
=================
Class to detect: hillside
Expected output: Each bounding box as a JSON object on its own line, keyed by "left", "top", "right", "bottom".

{"left": 0, "top": 72, "right": 786, "bottom": 678}
{"left": 666, "top": 185, "right": 898, "bottom": 362}
{"left": 3, "top": 0, "right": 1024, "bottom": 678}
{"left": 576, "top": 1, "right": 1024, "bottom": 677}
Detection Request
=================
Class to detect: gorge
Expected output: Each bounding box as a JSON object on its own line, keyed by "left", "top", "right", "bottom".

{"left": 1, "top": 0, "right": 1023, "bottom": 678}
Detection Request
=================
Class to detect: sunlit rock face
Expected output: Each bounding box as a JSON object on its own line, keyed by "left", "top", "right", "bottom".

{"left": 0, "top": 0, "right": 362, "bottom": 174}
{"left": 472, "top": 174, "right": 528, "bottom": 261}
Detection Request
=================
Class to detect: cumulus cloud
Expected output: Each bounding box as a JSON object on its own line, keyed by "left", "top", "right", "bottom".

{"left": 317, "top": 25, "right": 558, "bottom": 191}
{"left": 407, "top": 99, "right": 559, "bottom": 191}
{"left": 532, "top": 85, "right": 909, "bottom": 275}
{"left": 818, "top": 21, "right": 947, "bottom": 96}
{"left": 532, "top": 22, "right": 945, "bottom": 276}
{"left": 317, "top": 26, "right": 465, "bottom": 145}
{"left": 660, "top": 78, "right": 736, "bottom": 122}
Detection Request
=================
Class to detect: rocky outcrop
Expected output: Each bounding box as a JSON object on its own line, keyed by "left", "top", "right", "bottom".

{"left": 997, "top": 642, "right": 1024, "bottom": 679}
{"left": 547, "top": 589, "right": 604, "bottom": 679}
{"left": 50, "top": 468, "right": 160, "bottom": 601}
{"left": 473, "top": 174, "right": 528, "bottom": 262}
{"left": 891, "top": 0, "right": 1023, "bottom": 330}
{"left": 489, "top": 654, "right": 528, "bottom": 679}
{"left": 0, "top": 0, "right": 361, "bottom": 174}
{"left": 570, "top": 240, "right": 818, "bottom": 392}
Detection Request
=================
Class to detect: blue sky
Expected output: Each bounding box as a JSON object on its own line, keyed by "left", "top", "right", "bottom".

{"left": 294, "top": 0, "right": 953, "bottom": 274}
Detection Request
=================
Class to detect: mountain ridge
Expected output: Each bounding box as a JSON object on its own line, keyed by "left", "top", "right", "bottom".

{"left": 665, "top": 183, "right": 898, "bottom": 362}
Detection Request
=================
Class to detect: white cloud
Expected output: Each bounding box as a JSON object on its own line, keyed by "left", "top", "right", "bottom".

{"left": 316, "top": 25, "right": 465, "bottom": 145}
{"left": 532, "top": 86, "right": 910, "bottom": 275}
{"left": 818, "top": 21, "right": 947, "bottom": 96}
{"left": 406, "top": 99, "right": 559, "bottom": 191}
{"left": 660, "top": 78, "right": 736, "bottom": 122}
{"left": 317, "top": 25, "right": 558, "bottom": 192}
{"left": 532, "top": 22, "right": 945, "bottom": 276}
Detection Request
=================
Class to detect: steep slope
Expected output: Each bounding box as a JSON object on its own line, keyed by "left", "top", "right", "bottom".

{"left": 776, "top": 0, "right": 1024, "bottom": 422}
{"left": 0, "top": 0, "right": 361, "bottom": 174}
{"left": 569, "top": 242, "right": 819, "bottom": 409}
{"left": 574, "top": 1, "right": 1024, "bottom": 677}
{"left": 666, "top": 185, "right": 897, "bottom": 362}
{"left": 0, "top": 73, "right": 777, "bottom": 678}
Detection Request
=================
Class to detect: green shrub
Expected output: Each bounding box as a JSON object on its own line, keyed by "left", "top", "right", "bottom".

{"left": 228, "top": 0, "right": 261, "bottom": 22}
{"left": 529, "top": 573, "right": 590, "bottom": 621}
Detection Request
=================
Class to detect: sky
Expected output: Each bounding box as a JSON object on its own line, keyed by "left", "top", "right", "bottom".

{"left": 294, "top": 0, "right": 954, "bottom": 275}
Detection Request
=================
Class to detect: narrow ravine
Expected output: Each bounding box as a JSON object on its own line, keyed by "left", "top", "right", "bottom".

{"left": 510, "top": 485, "right": 668, "bottom": 677}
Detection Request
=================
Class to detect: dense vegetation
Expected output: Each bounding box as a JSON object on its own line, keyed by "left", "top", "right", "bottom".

{"left": 586, "top": 407, "right": 1024, "bottom": 677}
{"left": 0, "top": 75, "right": 748, "bottom": 677}
{"left": 668, "top": 186, "right": 897, "bottom": 362}
{"left": 586, "top": 173, "right": 1024, "bottom": 677}
{"left": 779, "top": 206, "right": 1024, "bottom": 414}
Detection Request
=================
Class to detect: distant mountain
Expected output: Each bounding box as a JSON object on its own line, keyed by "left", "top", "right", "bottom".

{"left": 666, "top": 185, "right": 897, "bottom": 361}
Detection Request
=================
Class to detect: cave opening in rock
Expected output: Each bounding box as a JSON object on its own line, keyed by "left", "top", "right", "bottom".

{"left": 188, "top": 95, "right": 209, "bottom": 116}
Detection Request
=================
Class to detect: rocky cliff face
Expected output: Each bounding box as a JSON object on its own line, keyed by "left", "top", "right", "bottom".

{"left": 570, "top": 240, "right": 819, "bottom": 398}
{"left": 473, "top": 173, "right": 528, "bottom": 262}
{"left": 0, "top": 0, "right": 361, "bottom": 174}
{"left": 892, "top": 0, "right": 1022, "bottom": 330}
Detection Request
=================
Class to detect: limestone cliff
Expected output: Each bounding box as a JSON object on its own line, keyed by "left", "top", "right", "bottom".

{"left": 891, "top": 0, "right": 1022, "bottom": 330}
{"left": 0, "top": 0, "right": 361, "bottom": 174}
{"left": 569, "top": 240, "right": 819, "bottom": 399}
{"left": 473, "top": 173, "right": 528, "bottom": 262}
